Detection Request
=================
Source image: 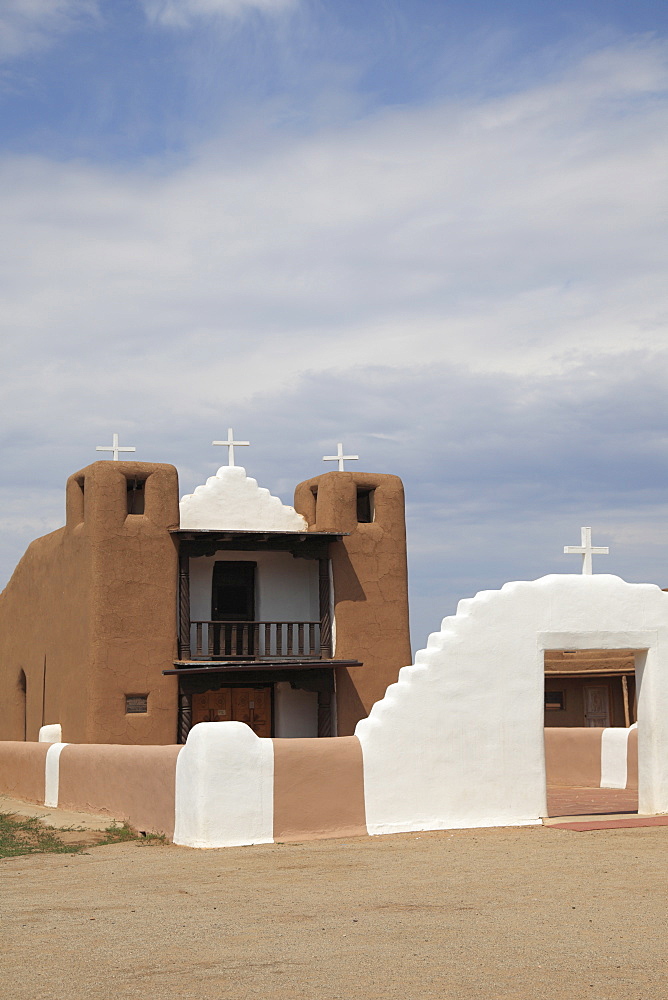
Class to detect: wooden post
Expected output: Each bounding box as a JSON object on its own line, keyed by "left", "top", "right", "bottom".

{"left": 178, "top": 553, "right": 191, "bottom": 659}
{"left": 178, "top": 688, "right": 192, "bottom": 744}
{"left": 622, "top": 673, "right": 631, "bottom": 728}
{"left": 317, "top": 690, "right": 333, "bottom": 737}
{"left": 319, "top": 558, "right": 332, "bottom": 658}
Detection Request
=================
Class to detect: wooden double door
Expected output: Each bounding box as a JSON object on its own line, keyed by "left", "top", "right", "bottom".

{"left": 191, "top": 686, "right": 271, "bottom": 738}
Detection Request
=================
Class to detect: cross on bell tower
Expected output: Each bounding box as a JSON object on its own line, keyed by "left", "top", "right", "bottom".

{"left": 96, "top": 433, "right": 136, "bottom": 461}
{"left": 212, "top": 428, "right": 250, "bottom": 467}
{"left": 564, "top": 526, "right": 609, "bottom": 575}
{"left": 322, "top": 442, "right": 359, "bottom": 472}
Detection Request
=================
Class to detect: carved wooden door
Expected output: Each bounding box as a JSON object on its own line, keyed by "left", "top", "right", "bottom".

{"left": 190, "top": 686, "right": 272, "bottom": 736}
{"left": 231, "top": 687, "right": 272, "bottom": 738}
{"left": 191, "top": 688, "right": 232, "bottom": 725}
{"left": 584, "top": 684, "right": 610, "bottom": 727}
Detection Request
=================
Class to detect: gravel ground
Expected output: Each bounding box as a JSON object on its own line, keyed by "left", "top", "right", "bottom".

{"left": 2, "top": 824, "right": 668, "bottom": 999}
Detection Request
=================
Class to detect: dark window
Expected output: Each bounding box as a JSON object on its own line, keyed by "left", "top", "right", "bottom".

{"left": 545, "top": 691, "right": 565, "bottom": 711}
{"left": 126, "top": 478, "right": 145, "bottom": 515}
{"left": 126, "top": 695, "right": 148, "bottom": 714}
{"left": 212, "top": 562, "right": 256, "bottom": 621}
{"left": 356, "top": 488, "right": 374, "bottom": 523}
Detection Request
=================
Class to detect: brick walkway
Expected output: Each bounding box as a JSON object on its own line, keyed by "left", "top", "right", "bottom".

{"left": 547, "top": 785, "right": 638, "bottom": 817}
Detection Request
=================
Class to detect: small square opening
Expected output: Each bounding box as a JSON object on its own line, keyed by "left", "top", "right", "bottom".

{"left": 126, "top": 694, "right": 148, "bottom": 714}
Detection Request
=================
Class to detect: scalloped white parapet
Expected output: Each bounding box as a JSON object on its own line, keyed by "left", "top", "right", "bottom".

{"left": 179, "top": 466, "right": 308, "bottom": 531}
{"left": 356, "top": 574, "right": 668, "bottom": 834}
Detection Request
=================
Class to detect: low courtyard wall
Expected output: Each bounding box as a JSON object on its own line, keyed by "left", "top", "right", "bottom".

{"left": 544, "top": 727, "right": 637, "bottom": 790}
{"left": 0, "top": 724, "right": 639, "bottom": 846}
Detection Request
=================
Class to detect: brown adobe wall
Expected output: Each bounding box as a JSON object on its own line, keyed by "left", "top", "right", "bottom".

{"left": 0, "top": 462, "right": 180, "bottom": 745}
{"left": 76, "top": 462, "right": 180, "bottom": 744}
{"left": 0, "top": 742, "right": 49, "bottom": 804}
{"left": 272, "top": 735, "right": 366, "bottom": 841}
{"left": 0, "top": 524, "right": 92, "bottom": 742}
{"left": 57, "top": 743, "right": 180, "bottom": 838}
{"left": 544, "top": 728, "right": 603, "bottom": 787}
{"left": 627, "top": 727, "right": 638, "bottom": 790}
{"left": 294, "top": 472, "right": 411, "bottom": 736}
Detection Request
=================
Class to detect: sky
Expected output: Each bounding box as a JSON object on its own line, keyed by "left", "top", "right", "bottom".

{"left": 1, "top": 0, "right": 668, "bottom": 652}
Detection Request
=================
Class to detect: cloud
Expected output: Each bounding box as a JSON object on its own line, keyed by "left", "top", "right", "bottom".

{"left": 2, "top": 38, "right": 668, "bottom": 645}
{"left": 140, "top": 0, "right": 297, "bottom": 28}
{"left": 1, "top": 40, "right": 666, "bottom": 401}
{"left": 0, "top": 0, "right": 98, "bottom": 60}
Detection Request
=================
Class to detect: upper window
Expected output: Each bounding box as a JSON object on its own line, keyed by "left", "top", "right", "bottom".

{"left": 356, "top": 488, "right": 374, "bottom": 523}
{"left": 126, "top": 478, "right": 146, "bottom": 515}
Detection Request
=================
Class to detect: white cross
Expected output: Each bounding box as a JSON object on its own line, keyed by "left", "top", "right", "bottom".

{"left": 323, "top": 442, "right": 359, "bottom": 472}
{"left": 564, "top": 526, "right": 609, "bottom": 575}
{"left": 212, "top": 428, "right": 250, "bottom": 467}
{"left": 96, "top": 433, "right": 136, "bottom": 461}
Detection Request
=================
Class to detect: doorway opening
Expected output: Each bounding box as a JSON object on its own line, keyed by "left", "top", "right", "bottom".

{"left": 191, "top": 684, "right": 271, "bottom": 738}
{"left": 544, "top": 649, "right": 637, "bottom": 728}
{"left": 544, "top": 649, "right": 641, "bottom": 821}
{"left": 211, "top": 561, "right": 256, "bottom": 656}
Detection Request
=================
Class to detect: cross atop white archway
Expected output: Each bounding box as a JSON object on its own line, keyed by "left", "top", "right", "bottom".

{"left": 212, "top": 428, "right": 250, "bottom": 467}
{"left": 96, "top": 433, "right": 136, "bottom": 461}
{"left": 323, "top": 442, "right": 359, "bottom": 472}
{"left": 564, "top": 526, "right": 609, "bottom": 575}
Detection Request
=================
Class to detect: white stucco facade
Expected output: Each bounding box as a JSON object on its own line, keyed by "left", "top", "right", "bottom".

{"left": 274, "top": 682, "right": 318, "bottom": 738}
{"left": 356, "top": 574, "right": 668, "bottom": 834}
{"left": 179, "top": 466, "right": 308, "bottom": 531}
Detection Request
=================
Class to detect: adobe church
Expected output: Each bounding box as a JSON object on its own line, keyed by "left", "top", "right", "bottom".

{"left": 0, "top": 445, "right": 411, "bottom": 745}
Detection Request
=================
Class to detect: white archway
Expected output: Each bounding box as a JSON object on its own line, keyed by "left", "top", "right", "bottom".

{"left": 356, "top": 575, "right": 668, "bottom": 834}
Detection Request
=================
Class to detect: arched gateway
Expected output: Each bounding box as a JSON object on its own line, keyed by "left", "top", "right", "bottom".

{"left": 356, "top": 574, "right": 668, "bottom": 834}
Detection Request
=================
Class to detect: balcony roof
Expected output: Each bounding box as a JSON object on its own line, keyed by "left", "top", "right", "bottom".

{"left": 164, "top": 659, "right": 362, "bottom": 675}
{"left": 170, "top": 528, "right": 347, "bottom": 557}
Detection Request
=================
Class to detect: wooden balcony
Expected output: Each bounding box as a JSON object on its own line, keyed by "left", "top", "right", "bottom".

{"left": 187, "top": 620, "right": 326, "bottom": 661}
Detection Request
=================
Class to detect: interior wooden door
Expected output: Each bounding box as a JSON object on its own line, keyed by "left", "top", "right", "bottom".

{"left": 231, "top": 687, "right": 272, "bottom": 738}
{"left": 584, "top": 684, "right": 610, "bottom": 727}
{"left": 190, "top": 686, "right": 272, "bottom": 736}
{"left": 191, "top": 688, "right": 232, "bottom": 725}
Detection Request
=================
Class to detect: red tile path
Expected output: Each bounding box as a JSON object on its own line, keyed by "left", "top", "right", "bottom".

{"left": 547, "top": 785, "right": 638, "bottom": 817}
{"left": 543, "top": 785, "right": 668, "bottom": 831}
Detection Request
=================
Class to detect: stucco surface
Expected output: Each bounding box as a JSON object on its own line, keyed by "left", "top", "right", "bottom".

{"left": 356, "top": 575, "right": 668, "bottom": 834}
{"left": 294, "top": 471, "right": 411, "bottom": 735}
{"left": 174, "top": 722, "right": 274, "bottom": 848}
{"left": 544, "top": 728, "right": 603, "bottom": 787}
{"left": 272, "top": 735, "right": 366, "bottom": 840}
{"left": 0, "top": 461, "right": 179, "bottom": 745}
{"left": 57, "top": 743, "right": 181, "bottom": 838}
{"left": 180, "top": 465, "right": 308, "bottom": 531}
{"left": 0, "top": 741, "right": 48, "bottom": 804}
{"left": 628, "top": 727, "right": 638, "bottom": 790}
{"left": 38, "top": 723, "right": 62, "bottom": 744}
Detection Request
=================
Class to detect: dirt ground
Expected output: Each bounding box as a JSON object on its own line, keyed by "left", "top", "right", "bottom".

{"left": 2, "top": 823, "right": 668, "bottom": 1000}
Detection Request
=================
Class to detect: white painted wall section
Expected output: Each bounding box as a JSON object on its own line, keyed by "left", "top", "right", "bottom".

{"left": 274, "top": 683, "right": 318, "bottom": 738}
{"left": 39, "top": 724, "right": 62, "bottom": 744}
{"left": 600, "top": 726, "right": 632, "bottom": 789}
{"left": 173, "top": 722, "right": 274, "bottom": 848}
{"left": 180, "top": 466, "right": 308, "bottom": 531}
{"left": 356, "top": 575, "right": 668, "bottom": 834}
{"left": 44, "top": 742, "right": 69, "bottom": 808}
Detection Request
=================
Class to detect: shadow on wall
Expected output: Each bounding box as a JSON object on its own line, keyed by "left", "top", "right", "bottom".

{"left": 18, "top": 670, "right": 26, "bottom": 742}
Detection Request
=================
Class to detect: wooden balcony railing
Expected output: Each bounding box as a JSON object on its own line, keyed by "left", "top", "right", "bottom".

{"left": 189, "top": 621, "right": 323, "bottom": 660}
